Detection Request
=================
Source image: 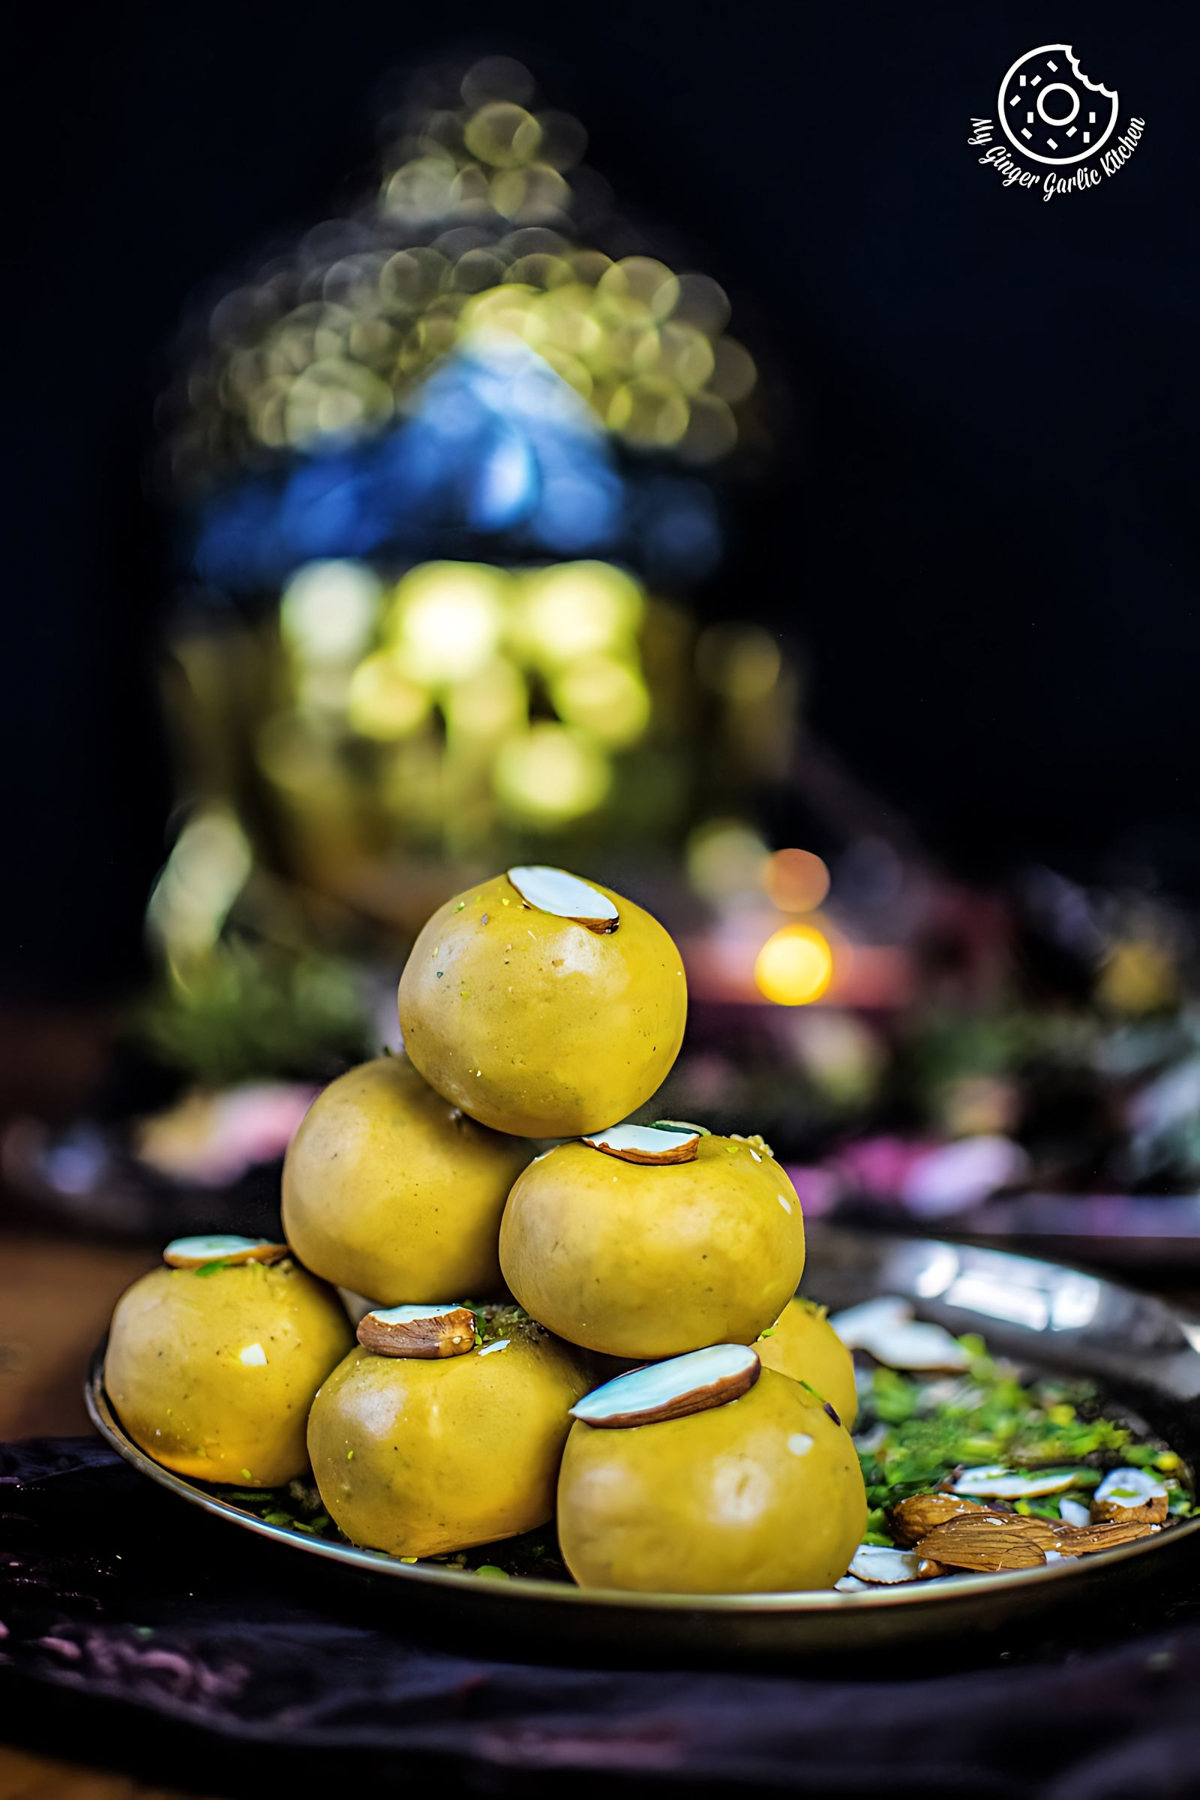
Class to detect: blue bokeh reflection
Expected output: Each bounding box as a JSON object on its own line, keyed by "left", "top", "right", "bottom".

{"left": 191, "top": 337, "right": 720, "bottom": 592}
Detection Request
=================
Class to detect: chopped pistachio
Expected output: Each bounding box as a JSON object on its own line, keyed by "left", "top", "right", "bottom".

{"left": 855, "top": 1332, "right": 1187, "bottom": 1544}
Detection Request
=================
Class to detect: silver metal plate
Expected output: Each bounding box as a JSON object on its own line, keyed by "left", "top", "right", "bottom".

{"left": 86, "top": 1229, "right": 1200, "bottom": 1654}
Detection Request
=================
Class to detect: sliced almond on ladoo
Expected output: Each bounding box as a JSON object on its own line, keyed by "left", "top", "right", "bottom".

{"left": 357, "top": 1304, "right": 477, "bottom": 1359}
{"left": 569, "top": 1344, "right": 760, "bottom": 1428}
{"left": 506, "top": 866, "right": 619, "bottom": 933}
{"left": 1090, "top": 1467, "right": 1170, "bottom": 1525}
{"left": 580, "top": 1123, "right": 700, "bottom": 1166}
{"left": 163, "top": 1235, "right": 289, "bottom": 1269}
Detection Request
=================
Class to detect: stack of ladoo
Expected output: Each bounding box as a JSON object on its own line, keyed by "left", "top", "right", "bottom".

{"left": 107, "top": 866, "right": 866, "bottom": 1593}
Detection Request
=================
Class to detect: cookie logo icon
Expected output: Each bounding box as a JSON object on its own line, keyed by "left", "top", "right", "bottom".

{"left": 998, "top": 45, "right": 1119, "bottom": 166}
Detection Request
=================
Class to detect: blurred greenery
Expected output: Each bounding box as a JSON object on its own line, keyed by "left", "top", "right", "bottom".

{"left": 135, "top": 941, "right": 375, "bottom": 1086}
{"left": 857, "top": 1336, "right": 1192, "bottom": 1534}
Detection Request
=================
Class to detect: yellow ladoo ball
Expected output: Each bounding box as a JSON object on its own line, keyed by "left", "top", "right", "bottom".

{"left": 754, "top": 1298, "right": 859, "bottom": 1429}
{"left": 106, "top": 1248, "right": 353, "bottom": 1486}
{"left": 307, "top": 1315, "right": 592, "bottom": 1557}
{"left": 558, "top": 1365, "right": 866, "bottom": 1593}
{"left": 397, "top": 866, "right": 687, "bottom": 1138}
{"left": 282, "top": 1055, "right": 528, "bottom": 1304}
{"left": 499, "top": 1131, "right": 805, "bottom": 1359}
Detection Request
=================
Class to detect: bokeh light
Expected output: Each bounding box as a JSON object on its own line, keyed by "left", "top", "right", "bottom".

{"left": 146, "top": 809, "right": 254, "bottom": 968}
{"left": 346, "top": 653, "right": 430, "bottom": 740}
{"left": 261, "top": 556, "right": 667, "bottom": 841}
{"left": 1098, "top": 940, "right": 1178, "bottom": 1016}
{"left": 165, "top": 56, "right": 760, "bottom": 504}
{"left": 695, "top": 624, "right": 781, "bottom": 701}
{"left": 444, "top": 657, "right": 528, "bottom": 744}
{"left": 764, "top": 848, "right": 831, "bottom": 912}
{"left": 755, "top": 923, "right": 835, "bottom": 1006}
{"left": 155, "top": 57, "right": 798, "bottom": 904}
{"left": 686, "top": 819, "right": 770, "bottom": 903}
{"left": 280, "top": 561, "right": 381, "bottom": 663}
{"left": 551, "top": 654, "right": 650, "bottom": 747}
{"left": 510, "top": 561, "right": 643, "bottom": 670}
{"left": 389, "top": 563, "right": 505, "bottom": 685}
{"left": 492, "top": 721, "right": 610, "bottom": 825}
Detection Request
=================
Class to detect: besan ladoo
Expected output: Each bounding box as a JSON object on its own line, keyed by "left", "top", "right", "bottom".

{"left": 397, "top": 866, "right": 688, "bottom": 1138}
{"left": 105, "top": 865, "right": 896, "bottom": 1596}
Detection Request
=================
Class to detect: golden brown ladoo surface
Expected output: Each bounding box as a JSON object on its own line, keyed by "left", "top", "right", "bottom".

{"left": 500, "top": 1134, "right": 805, "bottom": 1358}
{"left": 558, "top": 1367, "right": 866, "bottom": 1593}
{"left": 282, "top": 1054, "right": 528, "bottom": 1304}
{"left": 397, "top": 870, "right": 687, "bottom": 1138}
{"left": 308, "top": 1322, "right": 593, "bottom": 1557}
{"left": 106, "top": 1258, "right": 353, "bottom": 1486}
{"left": 754, "top": 1298, "right": 859, "bottom": 1429}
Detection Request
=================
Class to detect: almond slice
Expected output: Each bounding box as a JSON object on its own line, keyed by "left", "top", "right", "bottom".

{"left": 506, "top": 866, "right": 619, "bottom": 933}
{"left": 829, "top": 1296, "right": 912, "bottom": 1344}
{"left": 828, "top": 1296, "right": 969, "bottom": 1372}
{"left": 889, "top": 1493, "right": 992, "bottom": 1547}
{"left": 1054, "top": 1519, "right": 1162, "bottom": 1555}
{"left": 846, "top": 1546, "right": 930, "bottom": 1585}
{"left": 915, "top": 1513, "right": 1051, "bottom": 1572}
{"left": 1090, "top": 1467, "right": 1170, "bottom": 1525}
{"left": 860, "top": 1321, "right": 970, "bottom": 1372}
{"left": 569, "top": 1344, "right": 760, "bottom": 1428}
{"left": 949, "top": 1465, "right": 1090, "bottom": 1500}
{"left": 357, "top": 1304, "right": 477, "bottom": 1359}
{"left": 1058, "top": 1496, "right": 1092, "bottom": 1529}
{"left": 163, "top": 1235, "right": 289, "bottom": 1269}
{"left": 580, "top": 1123, "right": 700, "bottom": 1166}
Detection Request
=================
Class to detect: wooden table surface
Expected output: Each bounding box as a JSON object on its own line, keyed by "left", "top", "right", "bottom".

{"left": 0, "top": 1745, "right": 226, "bottom": 1800}
{"left": 0, "top": 1228, "right": 228, "bottom": 1799}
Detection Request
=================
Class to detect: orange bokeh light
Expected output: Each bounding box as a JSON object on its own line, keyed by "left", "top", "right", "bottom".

{"left": 764, "top": 848, "right": 830, "bottom": 913}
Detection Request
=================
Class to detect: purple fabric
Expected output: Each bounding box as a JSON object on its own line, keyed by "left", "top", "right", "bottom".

{"left": 4, "top": 1438, "right": 1200, "bottom": 1797}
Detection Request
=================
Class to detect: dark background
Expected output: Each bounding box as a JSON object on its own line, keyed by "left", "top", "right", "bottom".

{"left": 5, "top": 1, "right": 1197, "bottom": 1000}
